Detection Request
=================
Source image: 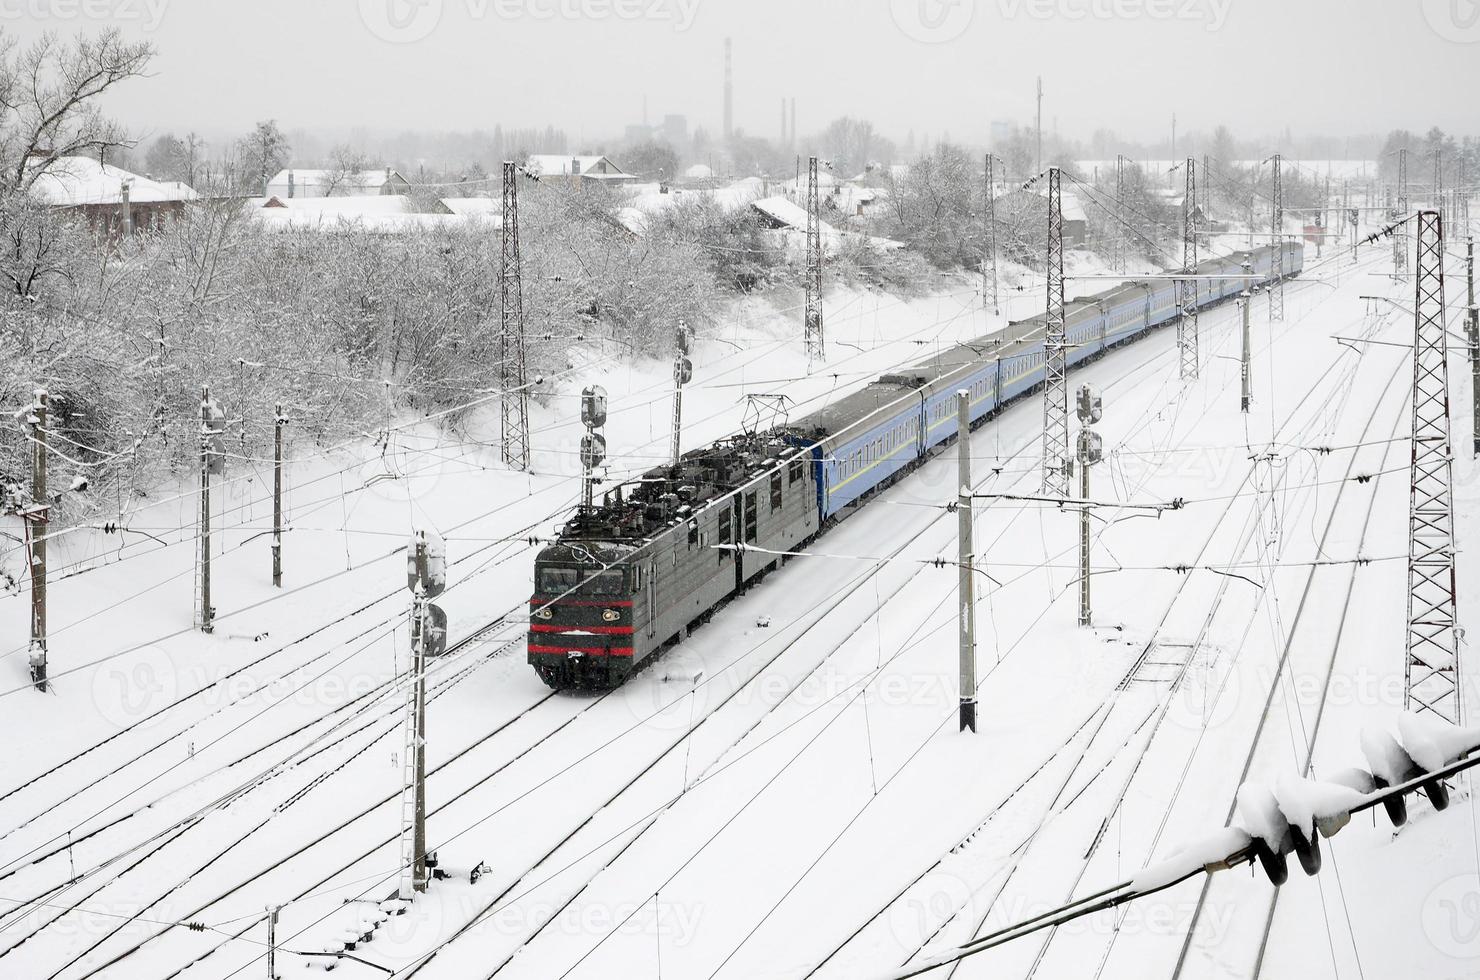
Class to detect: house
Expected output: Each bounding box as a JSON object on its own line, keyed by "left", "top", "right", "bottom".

{"left": 28, "top": 155, "right": 198, "bottom": 235}
{"left": 265, "top": 168, "right": 412, "bottom": 199}
{"left": 524, "top": 155, "right": 639, "bottom": 188}
{"left": 750, "top": 196, "right": 903, "bottom": 251}
{"left": 249, "top": 194, "right": 495, "bottom": 234}
{"left": 995, "top": 189, "right": 1089, "bottom": 248}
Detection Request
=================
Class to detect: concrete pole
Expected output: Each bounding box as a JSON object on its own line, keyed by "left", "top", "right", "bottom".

{"left": 412, "top": 535, "right": 429, "bottom": 894}
{"left": 1241, "top": 293, "right": 1253, "bottom": 413}
{"left": 266, "top": 905, "right": 279, "bottom": 979}
{"left": 28, "top": 389, "right": 47, "bottom": 691}
{"left": 956, "top": 390, "right": 976, "bottom": 733}
{"left": 1078, "top": 431, "right": 1091, "bottom": 628}
{"left": 272, "top": 405, "right": 284, "bottom": 587}
{"left": 1468, "top": 237, "right": 1479, "bottom": 456}
{"left": 199, "top": 385, "right": 214, "bottom": 634}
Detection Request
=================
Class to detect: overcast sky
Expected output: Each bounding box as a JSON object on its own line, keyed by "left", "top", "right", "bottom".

{"left": 8, "top": 0, "right": 1478, "bottom": 147}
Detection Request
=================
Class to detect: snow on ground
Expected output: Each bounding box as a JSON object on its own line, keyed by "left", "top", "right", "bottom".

{"left": 2, "top": 220, "right": 1478, "bottom": 980}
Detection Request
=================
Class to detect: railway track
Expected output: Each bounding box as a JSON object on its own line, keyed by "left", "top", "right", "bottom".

{"left": 773, "top": 258, "right": 1402, "bottom": 980}
{"left": 363, "top": 284, "right": 1317, "bottom": 979}
{"left": 8, "top": 263, "right": 1308, "bottom": 980}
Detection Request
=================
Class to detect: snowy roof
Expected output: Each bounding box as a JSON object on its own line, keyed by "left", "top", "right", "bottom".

{"left": 525, "top": 155, "right": 634, "bottom": 179}
{"left": 684, "top": 163, "right": 713, "bottom": 179}
{"left": 28, "top": 156, "right": 199, "bottom": 206}
{"left": 266, "top": 168, "right": 407, "bottom": 190}
{"left": 247, "top": 194, "right": 491, "bottom": 233}
{"left": 439, "top": 197, "right": 503, "bottom": 221}
{"left": 751, "top": 195, "right": 827, "bottom": 232}
{"left": 750, "top": 196, "right": 904, "bottom": 251}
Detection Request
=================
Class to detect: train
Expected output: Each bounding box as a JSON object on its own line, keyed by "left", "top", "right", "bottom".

{"left": 527, "top": 240, "right": 1305, "bottom": 689}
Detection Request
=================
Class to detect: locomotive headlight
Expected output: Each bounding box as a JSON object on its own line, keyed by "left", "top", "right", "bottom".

{"left": 536, "top": 607, "right": 553, "bottom": 620}
{"left": 602, "top": 608, "right": 621, "bottom": 622}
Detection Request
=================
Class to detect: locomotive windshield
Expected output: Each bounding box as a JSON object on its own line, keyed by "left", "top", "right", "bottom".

{"left": 537, "top": 565, "right": 628, "bottom": 596}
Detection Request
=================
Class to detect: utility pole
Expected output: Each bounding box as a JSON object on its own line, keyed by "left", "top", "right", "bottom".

{"left": 1114, "top": 154, "right": 1126, "bottom": 273}
{"left": 266, "top": 905, "right": 279, "bottom": 979}
{"left": 400, "top": 532, "right": 431, "bottom": 899}
{"left": 805, "top": 156, "right": 824, "bottom": 369}
{"left": 26, "top": 389, "right": 47, "bottom": 690}
{"left": 1240, "top": 289, "right": 1253, "bottom": 412}
{"left": 1178, "top": 158, "right": 1199, "bottom": 379}
{"left": 1042, "top": 167, "right": 1069, "bottom": 497}
{"left": 983, "top": 153, "right": 999, "bottom": 315}
{"left": 1075, "top": 385, "right": 1103, "bottom": 627}
{"left": 499, "top": 161, "right": 531, "bottom": 471}
{"left": 1270, "top": 153, "right": 1285, "bottom": 321}
{"left": 670, "top": 322, "right": 691, "bottom": 472}
{"left": 1405, "top": 210, "right": 1461, "bottom": 725}
{"left": 196, "top": 387, "right": 223, "bottom": 634}
{"left": 1035, "top": 76, "right": 1043, "bottom": 173}
{"left": 956, "top": 390, "right": 976, "bottom": 734}
{"left": 1468, "top": 237, "right": 1479, "bottom": 456}
{"left": 1397, "top": 147, "right": 1410, "bottom": 273}
{"left": 272, "top": 405, "right": 285, "bottom": 588}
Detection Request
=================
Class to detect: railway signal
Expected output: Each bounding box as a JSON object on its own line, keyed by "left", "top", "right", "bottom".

{"left": 1073, "top": 384, "right": 1103, "bottom": 627}
{"left": 400, "top": 528, "right": 444, "bottom": 899}
{"left": 670, "top": 321, "right": 691, "bottom": 472}
{"left": 580, "top": 384, "right": 608, "bottom": 512}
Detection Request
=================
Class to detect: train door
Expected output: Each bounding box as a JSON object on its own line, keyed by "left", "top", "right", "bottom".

{"left": 645, "top": 560, "right": 657, "bottom": 640}
{"left": 733, "top": 494, "right": 747, "bottom": 591}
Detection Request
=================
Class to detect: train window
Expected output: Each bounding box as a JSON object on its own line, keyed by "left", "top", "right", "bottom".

{"left": 718, "top": 510, "right": 732, "bottom": 545}
{"left": 744, "top": 492, "right": 758, "bottom": 542}
{"left": 687, "top": 518, "right": 698, "bottom": 546}
{"left": 538, "top": 566, "right": 627, "bottom": 596}
{"left": 770, "top": 471, "right": 782, "bottom": 510}
{"left": 789, "top": 458, "right": 804, "bottom": 484}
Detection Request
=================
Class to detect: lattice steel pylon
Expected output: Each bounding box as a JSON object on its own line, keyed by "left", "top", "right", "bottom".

{"left": 1396, "top": 147, "right": 1410, "bottom": 273}
{"left": 1405, "top": 210, "right": 1462, "bottom": 724}
{"left": 1270, "top": 153, "right": 1284, "bottom": 321}
{"left": 499, "top": 161, "right": 530, "bottom": 470}
{"left": 983, "top": 153, "right": 999, "bottom": 315}
{"left": 1042, "top": 167, "right": 1070, "bottom": 496}
{"left": 804, "top": 156, "right": 824, "bottom": 369}
{"left": 1177, "top": 158, "right": 1199, "bottom": 379}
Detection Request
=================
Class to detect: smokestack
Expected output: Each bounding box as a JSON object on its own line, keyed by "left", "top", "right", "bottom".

{"left": 789, "top": 98, "right": 796, "bottom": 150}
{"left": 780, "top": 97, "right": 786, "bottom": 145}
{"left": 723, "top": 37, "right": 733, "bottom": 141}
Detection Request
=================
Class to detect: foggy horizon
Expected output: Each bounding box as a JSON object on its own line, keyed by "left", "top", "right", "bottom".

{"left": 5, "top": 0, "right": 1478, "bottom": 152}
